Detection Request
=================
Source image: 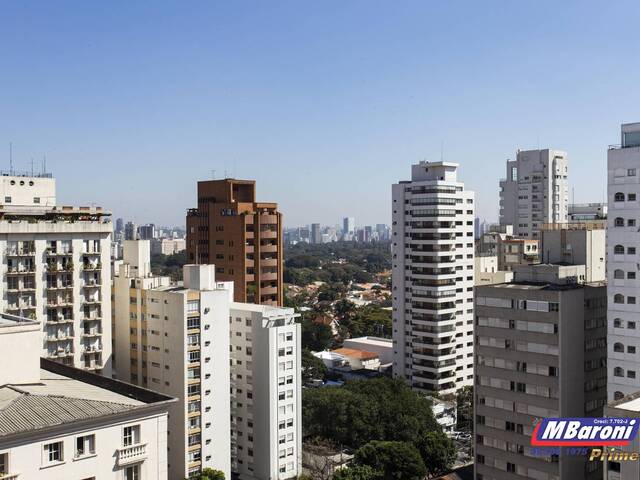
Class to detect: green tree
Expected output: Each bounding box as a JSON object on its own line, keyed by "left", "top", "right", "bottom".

{"left": 416, "top": 431, "right": 456, "bottom": 478}
{"left": 302, "top": 348, "right": 328, "bottom": 383}
{"left": 187, "top": 468, "right": 225, "bottom": 480}
{"left": 354, "top": 441, "right": 426, "bottom": 480}
{"left": 333, "top": 465, "right": 382, "bottom": 480}
{"left": 456, "top": 385, "right": 473, "bottom": 432}
{"left": 302, "top": 378, "right": 439, "bottom": 448}
{"left": 301, "top": 317, "right": 334, "bottom": 351}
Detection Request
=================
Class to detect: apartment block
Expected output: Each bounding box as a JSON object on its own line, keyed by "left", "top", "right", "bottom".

{"left": 392, "top": 161, "right": 475, "bottom": 395}
{"left": 186, "top": 179, "right": 283, "bottom": 306}
{"left": 474, "top": 264, "right": 607, "bottom": 480}
{"left": 479, "top": 226, "right": 539, "bottom": 271}
{"left": 499, "top": 149, "right": 569, "bottom": 239}
{"left": 0, "top": 173, "right": 112, "bottom": 373}
{"left": 113, "top": 241, "right": 233, "bottom": 479}
{"left": 607, "top": 122, "right": 640, "bottom": 401}
{"left": 0, "top": 312, "right": 175, "bottom": 480}
{"left": 229, "top": 303, "right": 302, "bottom": 480}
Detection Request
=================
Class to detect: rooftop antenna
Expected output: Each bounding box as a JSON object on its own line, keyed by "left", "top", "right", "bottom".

{"left": 30, "top": 158, "right": 34, "bottom": 176}
{"left": 9, "top": 142, "right": 13, "bottom": 175}
{"left": 44, "top": 155, "right": 47, "bottom": 174}
{"left": 440, "top": 140, "right": 444, "bottom": 162}
{"left": 210, "top": 169, "right": 216, "bottom": 180}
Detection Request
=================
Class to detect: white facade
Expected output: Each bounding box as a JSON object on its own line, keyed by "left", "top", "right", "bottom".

{"left": 343, "top": 336, "right": 393, "bottom": 364}
{"left": 0, "top": 312, "right": 174, "bottom": 480}
{"left": 392, "top": 161, "right": 475, "bottom": 395}
{"left": 499, "top": 149, "right": 569, "bottom": 239}
{"left": 229, "top": 303, "right": 302, "bottom": 480}
{"left": 607, "top": 122, "right": 640, "bottom": 401}
{"left": 0, "top": 174, "right": 112, "bottom": 373}
{"left": 113, "top": 241, "right": 233, "bottom": 480}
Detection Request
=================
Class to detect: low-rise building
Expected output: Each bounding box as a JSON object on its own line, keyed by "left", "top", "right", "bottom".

{"left": 332, "top": 347, "right": 380, "bottom": 370}
{"left": 432, "top": 398, "right": 457, "bottom": 434}
{"left": 0, "top": 313, "right": 175, "bottom": 480}
{"left": 343, "top": 336, "right": 393, "bottom": 364}
{"left": 474, "top": 254, "right": 514, "bottom": 286}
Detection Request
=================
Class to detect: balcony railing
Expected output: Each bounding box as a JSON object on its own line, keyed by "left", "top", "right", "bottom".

{"left": 116, "top": 443, "right": 147, "bottom": 467}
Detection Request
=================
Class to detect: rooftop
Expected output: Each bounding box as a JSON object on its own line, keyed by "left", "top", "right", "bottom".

{"left": 332, "top": 347, "right": 379, "bottom": 360}
{"left": 607, "top": 390, "right": 640, "bottom": 412}
{"left": 0, "top": 359, "right": 175, "bottom": 439}
{"left": 345, "top": 336, "right": 392, "bottom": 348}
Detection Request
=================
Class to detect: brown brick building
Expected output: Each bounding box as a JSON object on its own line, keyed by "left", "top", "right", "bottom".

{"left": 186, "top": 179, "right": 283, "bottom": 306}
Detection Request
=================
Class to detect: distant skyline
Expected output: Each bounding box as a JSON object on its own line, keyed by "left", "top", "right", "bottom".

{"left": 1, "top": 1, "right": 636, "bottom": 227}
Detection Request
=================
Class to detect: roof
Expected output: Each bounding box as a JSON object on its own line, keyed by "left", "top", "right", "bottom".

{"left": 332, "top": 347, "right": 379, "bottom": 360}
{"left": 345, "top": 336, "right": 392, "bottom": 348}
{"left": 0, "top": 360, "right": 175, "bottom": 439}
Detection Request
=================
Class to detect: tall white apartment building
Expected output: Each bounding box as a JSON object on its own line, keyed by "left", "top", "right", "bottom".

{"left": 0, "top": 312, "right": 175, "bottom": 480}
{"left": 392, "top": 161, "right": 475, "bottom": 395}
{"left": 0, "top": 173, "right": 112, "bottom": 373}
{"left": 607, "top": 122, "right": 640, "bottom": 401}
{"left": 113, "top": 241, "right": 233, "bottom": 479}
{"left": 229, "top": 303, "right": 302, "bottom": 480}
{"left": 499, "top": 149, "right": 569, "bottom": 239}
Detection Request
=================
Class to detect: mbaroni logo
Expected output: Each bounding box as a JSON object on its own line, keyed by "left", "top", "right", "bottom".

{"left": 531, "top": 418, "right": 639, "bottom": 447}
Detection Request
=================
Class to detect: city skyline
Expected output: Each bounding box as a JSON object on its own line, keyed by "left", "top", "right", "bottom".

{"left": 3, "top": 2, "right": 638, "bottom": 226}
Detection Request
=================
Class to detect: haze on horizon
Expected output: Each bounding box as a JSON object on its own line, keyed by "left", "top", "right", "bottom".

{"left": 1, "top": 1, "right": 637, "bottom": 228}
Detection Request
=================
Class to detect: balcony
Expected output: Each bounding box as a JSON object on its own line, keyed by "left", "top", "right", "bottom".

{"left": 6, "top": 248, "right": 35, "bottom": 256}
{"left": 0, "top": 473, "right": 20, "bottom": 480}
{"left": 46, "top": 248, "right": 73, "bottom": 256}
{"left": 259, "top": 229, "right": 278, "bottom": 240}
{"left": 82, "top": 263, "right": 102, "bottom": 271}
{"left": 116, "top": 443, "right": 147, "bottom": 467}
{"left": 6, "top": 267, "right": 35, "bottom": 275}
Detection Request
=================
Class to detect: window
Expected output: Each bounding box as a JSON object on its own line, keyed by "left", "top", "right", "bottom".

{"left": 125, "top": 465, "right": 140, "bottom": 480}
{"left": 614, "top": 342, "right": 624, "bottom": 353}
{"left": 614, "top": 318, "right": 622, "bottom": 328}
{"left": 630, "top": 296, "right": 637, "bottom": 305}
{"left": 615, "top": 217, "right": 625, "bottom": 227}
{"left": 615, "top": 192, "right": 625, "bottom": 202}
{"left": 76, "top": 434, "right": 95, "bottom": 458}
{"left": 630, "top": 247, "right": 637, "bottom": 255}
{"left": 629, "top": 346, "right": 636, "bottom": 354}
{"left": 630, "top": 193, "right": 637, "bottom": 201}
{"left": 614, "top": 294, "right": 625, "bottom": 304}
{"left": 629, "top": 219, "right": 636, "bottom": 227}
{"left": 4, "top": 197, "right": 10, "bottom": 203}
{"left": 123, "top": 425, "right": 140, "bottom": 446}
{"left": 629, "top": 321, "right": 637, "bottom": 329}
{"left": 0, "top": 453, "right": 7, "bottom": 475}
{"left": 44, "top": 441, "right": 63, "bottom": 464}
{"left": 614, "top": 367, "right": 624, "bottom": 377}
{"left": 615, "top": 269, "right": 625, "bottom": 279}
{"left": 614, "top": 245, "right": 625, "bottom": 255}
{"left": 629, "top": 272, "right": 637, "bottom": 280}
{"left": 629, "top": 370, "right": 636, "bottom": 379}
{"left": 629, "top": 169, "right": 637, "bottom": 176}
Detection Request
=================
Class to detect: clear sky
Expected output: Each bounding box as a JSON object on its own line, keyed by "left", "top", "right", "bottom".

{"left": 1, "top": 1, "right": 639, "bottom": 228}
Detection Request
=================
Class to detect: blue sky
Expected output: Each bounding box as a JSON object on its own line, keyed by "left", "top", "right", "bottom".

{"left": 0, "top": 1, "right": 638, "bottom": 227}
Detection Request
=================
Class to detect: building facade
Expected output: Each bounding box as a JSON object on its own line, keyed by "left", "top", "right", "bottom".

{"left": 186, "top": 179, "right": 283, "bottom": 306}
{"left": 229, "top": 303, "right": 302, "bottom": 480}
{"left": 0, "top": 173, "right": 112, "bottom": 373}
{"left": 499, "top": 149, "right": 569, "bottom": 239}
{"left": 113, "top": 241, "right": 233, "bottom": 479}
{"left": 607, "top": 122, "right": 640, "bottom": 400}
{"left": 0, "top": 313, "right": 174, "bottom": 480}
{"left": 474, "top": 265, "right": 607, "bottom": 480}
{"left": 392, "top": 161, "right": 475, "bottom": 395}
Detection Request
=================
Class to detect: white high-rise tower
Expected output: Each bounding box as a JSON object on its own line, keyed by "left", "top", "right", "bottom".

{"left": 392, "top": 161, "right": 475, "bottom": 395}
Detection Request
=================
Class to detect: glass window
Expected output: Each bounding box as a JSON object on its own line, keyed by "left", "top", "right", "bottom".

{"left": 44, "top": 441, "right": 63, "bottom": 463}
{"left": 123, "top": 425, "right": 140, "bottom": 446}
